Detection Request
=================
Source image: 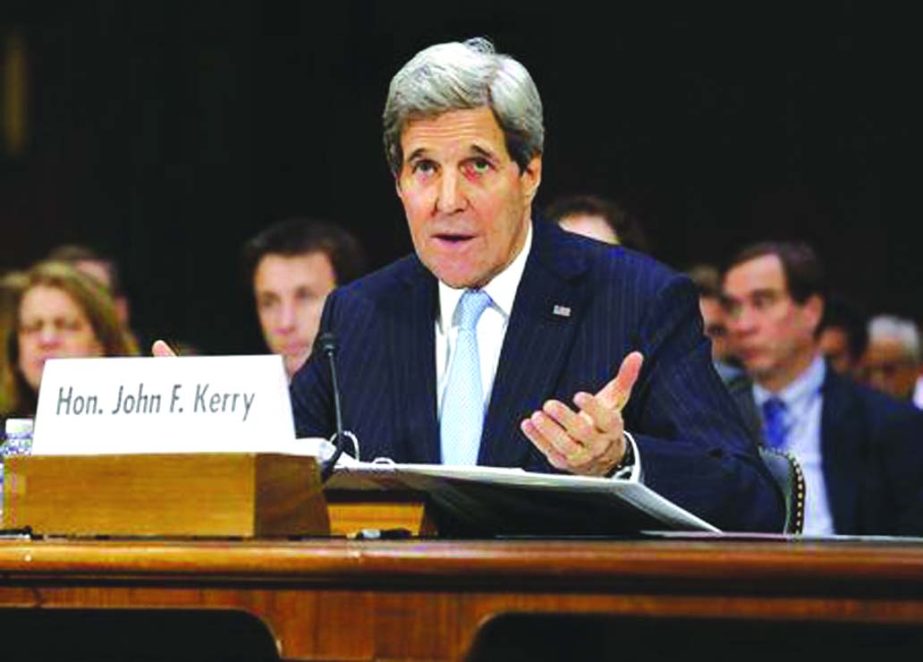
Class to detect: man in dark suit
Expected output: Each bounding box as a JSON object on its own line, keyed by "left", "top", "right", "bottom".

{"left": 722, "top": 241, "right": 923, "bottom": 535}
{"left": 290, "top": 38, "right": 783, "bottom": 532}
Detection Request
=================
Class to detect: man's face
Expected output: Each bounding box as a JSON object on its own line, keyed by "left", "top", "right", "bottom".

{"left": 395, "top": 107, "right": 542, "bottom": 289}
{"left": 699, "top": 296, "right": 732, "bottom": 362}
{"left": 818, "top": 326, "right": 856, "bottom": 376}
{"left": 18, "top": 285, "right": 103, "bottom": 391}
{"left": 862, "top": 338, "right": 919, "bottom": 400}
{"left": 253, "top": 252, "right": 336, "bottom": 379}
{"left": 558, "top": 214, "right": 618, "bottom": 245}
{"left": 722, "top": 254, "right": 822, "bottom": 388}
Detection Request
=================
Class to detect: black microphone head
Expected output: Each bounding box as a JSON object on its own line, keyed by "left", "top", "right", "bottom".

{"left": 315, "top": 331, "right": 337, "bottom": 355}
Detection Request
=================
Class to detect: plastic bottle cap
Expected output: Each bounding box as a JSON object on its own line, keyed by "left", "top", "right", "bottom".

{"left": 4, "top": 418, "right": 34, "bottom": 438}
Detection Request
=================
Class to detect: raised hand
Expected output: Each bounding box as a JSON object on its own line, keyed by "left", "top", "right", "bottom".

{"left": 151, "top": 339, "right": 178, "bottom": 358}
{"left": 520, "top": 351, "right": 643, "bottom": 476}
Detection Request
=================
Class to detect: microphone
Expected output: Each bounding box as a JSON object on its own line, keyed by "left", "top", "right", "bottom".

{"left": 315, "top": 331, "right": 348, "bottom": 482}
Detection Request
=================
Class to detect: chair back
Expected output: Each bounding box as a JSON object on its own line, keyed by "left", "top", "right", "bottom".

{"left": 758, "top": 447, "right": 806, "bottom": 534}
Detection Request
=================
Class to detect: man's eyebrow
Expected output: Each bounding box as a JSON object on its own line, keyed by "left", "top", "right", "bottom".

{"left": 405, "top": 148, "right": 429, "bottom": 162}
{"left": 721, "top": 288, "right": 778, "bottom": 305}
{"left": 470, "top": 145, "right": 498, "bottom": 160}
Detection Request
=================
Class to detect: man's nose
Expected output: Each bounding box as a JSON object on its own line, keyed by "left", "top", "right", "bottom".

{"left": 729, "top": 307, "right": 757, "bottom": 335}
{"left": 276, "top": 302, "right": 297, "bottom": 331}
{"left": 436, "top": 170, "right": 467, "bottom": 214}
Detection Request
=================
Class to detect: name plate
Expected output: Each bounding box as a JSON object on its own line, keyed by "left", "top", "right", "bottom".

{"left": 32, "top": 355, "right": 296, "bottom": 455}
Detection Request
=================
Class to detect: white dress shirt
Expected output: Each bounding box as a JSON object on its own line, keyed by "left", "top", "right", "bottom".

{"left": 435, "top": 225, "right": 532, "bottom": 415}
{"left": 434, "top": 222, "right": 640, "bottom": 480}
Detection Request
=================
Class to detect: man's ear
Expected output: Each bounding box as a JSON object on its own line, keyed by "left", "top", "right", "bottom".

{"left": 804, "top": 294, "right": 824, "bottom": 334}
{"left": 520, "top": 156, "right": 542, "bottom": 206}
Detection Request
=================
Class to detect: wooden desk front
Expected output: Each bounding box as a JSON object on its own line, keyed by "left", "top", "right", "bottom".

{"left": 2, "top": 538, "right": 923, "bottom": 660}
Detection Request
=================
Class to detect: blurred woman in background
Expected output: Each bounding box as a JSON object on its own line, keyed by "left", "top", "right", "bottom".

{"left": 1, "top": 261, "right": 138, "bottom": 419}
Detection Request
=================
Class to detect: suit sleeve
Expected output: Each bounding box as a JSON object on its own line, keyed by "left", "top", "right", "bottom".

{"left": 289, "top": 292, "right": 338, "bottom": 438}
{"left": 871, "top": 399, "right": 923, "bottom": 535}
{"left": 625, "top": 274, "right": 785, "bottom": 532}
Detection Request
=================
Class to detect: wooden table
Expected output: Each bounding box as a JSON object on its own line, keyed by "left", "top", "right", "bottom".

{"left": 2, "top": 537, "right": 923, "bottom": 660}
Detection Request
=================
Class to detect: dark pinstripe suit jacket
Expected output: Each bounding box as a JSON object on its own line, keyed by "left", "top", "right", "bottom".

{"left": 291, "top": 220, "right": 784, "bottom": 532}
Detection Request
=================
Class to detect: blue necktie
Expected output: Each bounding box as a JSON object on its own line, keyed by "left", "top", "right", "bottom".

{"left": 762, "top": 397, "right": 789, "bottom": 450}
{"left": 440, "top": 290, "right": 491, "bottom": 465}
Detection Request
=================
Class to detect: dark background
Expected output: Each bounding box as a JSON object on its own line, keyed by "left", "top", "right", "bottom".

{"left": 1, "top": 1, "right": 917, "bottom": 353}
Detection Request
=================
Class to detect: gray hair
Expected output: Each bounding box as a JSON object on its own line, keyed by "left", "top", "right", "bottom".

{"left": 868, "top": 314, "right": 922, "bottom": 361}
{"left": 382, "top": 37, "right": 544, "bottom": 175}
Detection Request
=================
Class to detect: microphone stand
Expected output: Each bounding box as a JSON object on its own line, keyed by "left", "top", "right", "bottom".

{"left": 316, "top": 332, "right": 347, "bottom": 482}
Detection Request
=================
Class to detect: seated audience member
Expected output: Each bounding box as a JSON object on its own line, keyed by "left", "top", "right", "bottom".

{"left": 48, "top": 244, "right": 131, "bottom": 328}
{"left": 863, "top": 314, "right": 921, "bottom": 403}
{"left": 0, "top": 271, "right": 28, "bottom": 415}
{"left": 686, "top": 264, "right": 743, "bottom": 383}
{"left": 0, "top": 270, "right": 27, "bottom": 335}
{"left": 242, "top": 218, "right": 365, "bottom": 380}
{"left": 722, "top": 241, "right": 923, "bottom": 535}
{"left": 0, "top": 261, "right": 138, "bottom": 419}
{"left": 545, "top": 194, "right": 650, "bottom": 252}
{"left": 817, "top": 293, "right": 869, "bottom": 379}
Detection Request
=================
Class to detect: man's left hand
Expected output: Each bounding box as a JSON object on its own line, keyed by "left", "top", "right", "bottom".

{"left": 520, "top": 351, "right": 643, "bottom": 476}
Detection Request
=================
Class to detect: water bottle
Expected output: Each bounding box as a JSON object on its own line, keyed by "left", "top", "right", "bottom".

{"left": 1, "top": 418, "right": 34, "bottom": 513}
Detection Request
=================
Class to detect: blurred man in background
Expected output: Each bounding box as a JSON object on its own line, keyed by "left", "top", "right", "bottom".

{"left": 687, "top": 263, "right": 742, "bottom": 383}
{"left": 722, "top": 240, "right": 923, "bottom": 535}
{"left": 242, "top": 218, "right": 365, "bottom": 380}
{"left": 863, "top": 314, "right": 922, "bottom": 404}
{"left": 817, "top": 294, "right": 869, "bottom": 379}
{"left": 545, "top": 194, "right": 650, "bottom": 253}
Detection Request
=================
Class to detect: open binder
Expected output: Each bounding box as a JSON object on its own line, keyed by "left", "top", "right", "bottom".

{"left": 326, "top": 462, "right": 719, "bottom": 537}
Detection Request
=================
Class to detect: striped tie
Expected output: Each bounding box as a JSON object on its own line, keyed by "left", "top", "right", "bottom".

{"left": 761, "top": 397, "right": 789, "bottom": 450}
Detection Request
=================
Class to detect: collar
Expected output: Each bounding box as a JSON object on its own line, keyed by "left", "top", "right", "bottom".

{"left": 437, "top": 220, "right": 533, "bottom": 331}
{"left": 754, "top": 353, "right": 826, "bottom": 414}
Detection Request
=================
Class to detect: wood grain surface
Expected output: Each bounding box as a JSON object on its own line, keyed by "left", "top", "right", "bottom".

{"left": 3, "top": 538, "right": 923, "bottom": 660}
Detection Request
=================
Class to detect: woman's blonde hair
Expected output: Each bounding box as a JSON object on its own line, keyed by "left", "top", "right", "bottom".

{"left": 1, "top": 261, "right": 138, "bottom": 417}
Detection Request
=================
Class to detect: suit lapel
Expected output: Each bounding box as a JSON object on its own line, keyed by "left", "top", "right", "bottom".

{"left": 478, "top": 221, "right": 590, "bottom": 467}
{"left": 821, "top": 371, "right": 864, "bottom": 533}
{"left": 394, "top": 259, "right": 440, "bottom": 463}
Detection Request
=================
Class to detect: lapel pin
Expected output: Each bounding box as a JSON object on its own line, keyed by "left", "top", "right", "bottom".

{"left": 552, "top": 305, "right": 572, "bottom": 318}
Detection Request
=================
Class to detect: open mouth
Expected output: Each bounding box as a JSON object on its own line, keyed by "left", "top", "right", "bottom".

{"left": 434, "top": 233, "right": 475, "bottom": 245}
